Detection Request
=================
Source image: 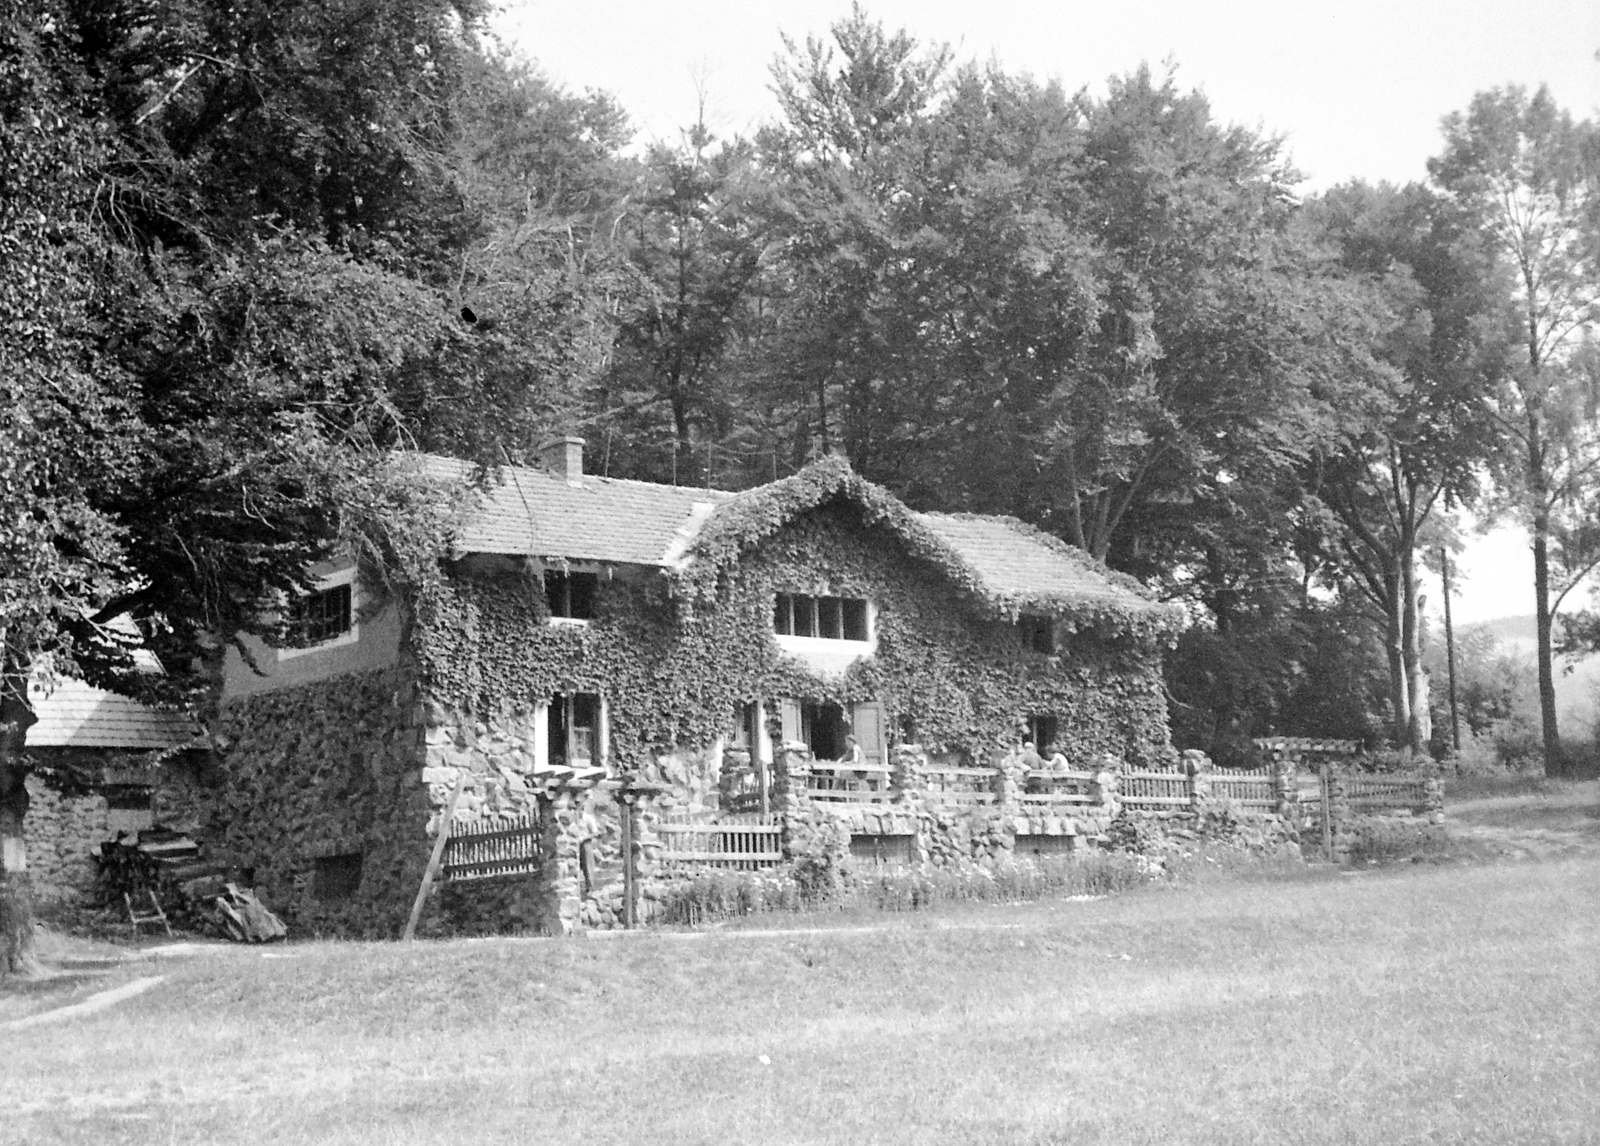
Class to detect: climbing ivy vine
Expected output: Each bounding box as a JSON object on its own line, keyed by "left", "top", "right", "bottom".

{"left": 413, "top": 499, "right": 1175, "bottom": 769}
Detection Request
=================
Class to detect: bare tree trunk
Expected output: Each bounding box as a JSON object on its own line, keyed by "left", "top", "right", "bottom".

{"left": 1532, "top": 525, "right": 1565, "bottom": 777}
{"left": 1402, "top": 547, "right": 1430, "bottom": 754}
{"left": 1, "top": 690, "right": 41, "bottom": 978}
{"left": 1384, "top": 569, "right": 1410, "bottom": 747}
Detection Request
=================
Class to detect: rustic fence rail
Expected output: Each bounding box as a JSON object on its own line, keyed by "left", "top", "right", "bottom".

{"left": 1208, "top": 770, "right": 1276, "bottom": 810}
{"left": 656, "top": 822, "right": 783, "bottom": 869}
{"left": 442, "top": 813, "right": 541, "bottom": 882}
{"left": 1019, "top": 769, "right": 1096, "bottom": 809}
{"left": 1343, "top": 775, "right": 1432, "bottom": 812}
{"left": 1119, "top": 770, "right": 1191, "bottom": 809}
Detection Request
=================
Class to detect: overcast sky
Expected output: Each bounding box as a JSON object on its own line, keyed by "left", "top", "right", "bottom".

{"left": 491, "top": 0, "right": 1600, "bottom": 623}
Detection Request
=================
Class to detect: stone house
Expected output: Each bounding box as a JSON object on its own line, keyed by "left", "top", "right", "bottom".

{"left": 162, "top": 440, "right": 1184, "bottom": 936}
{"left": 23, "top": 673, "right": 198, "bottom": 902}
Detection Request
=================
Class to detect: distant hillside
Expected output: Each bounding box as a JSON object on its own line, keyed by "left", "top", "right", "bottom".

{"left": 1456, "top": 614, "right": 1599, "bottom": 730}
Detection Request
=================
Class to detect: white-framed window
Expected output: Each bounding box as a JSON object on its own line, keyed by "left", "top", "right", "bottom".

{"left": 773, "top": 593, "right": 870, "bottom": 641}
{"left": 279, "top": 567, "right": 359, "bottom": 659}
{"left": 537, "top": 691, "right": 608, "bottom": 771}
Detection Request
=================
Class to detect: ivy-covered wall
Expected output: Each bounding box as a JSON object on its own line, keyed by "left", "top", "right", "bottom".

{"left": 416, "top": 499, "right": 1174, "bottom": 770}
{"left": 157, "top": 666, "right": 436, "bottom": 937}
{"left": 182, "top": 494, "right": 1176, "bottom": 938}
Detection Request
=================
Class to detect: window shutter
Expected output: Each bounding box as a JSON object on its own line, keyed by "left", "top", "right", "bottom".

{"left": 851, "top": 702, "right": 886, "bottom": 769}
{"left": 779, "top": 698, "right": 803, "bottom": 746}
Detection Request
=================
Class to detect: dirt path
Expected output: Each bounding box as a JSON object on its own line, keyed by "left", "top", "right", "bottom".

{"left": 1445, "top": 780, "right": 1600, "bottom": 861}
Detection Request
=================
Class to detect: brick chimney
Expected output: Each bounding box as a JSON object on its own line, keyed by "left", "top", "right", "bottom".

{"left": 540, "top": 436, "right": 584, "bottom": 483}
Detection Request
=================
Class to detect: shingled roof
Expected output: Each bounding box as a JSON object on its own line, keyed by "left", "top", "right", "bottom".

{"left": 424, "top": 451, "right": 1181, "bottom": 638}
{"left": 416, "top": 454, "right": 734, "bottom": 566}
{"left": 25, "top": 676, "right": 198, "bottom": 751}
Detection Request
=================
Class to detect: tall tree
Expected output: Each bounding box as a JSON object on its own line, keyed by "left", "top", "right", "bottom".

{"left": 1429, "top": 85, "right": 1600, "bottom": 776}
{"left": 600, "top": 123, "right": 775, "bottom": 483}
{"left": 1304, "top": 181, "right": 1502, "bottom": 752}
{"left": 2, "top": 0, "right": 625, "bottom": 974}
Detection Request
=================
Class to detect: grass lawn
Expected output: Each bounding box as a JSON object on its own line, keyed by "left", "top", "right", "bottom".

{"left": 4, "top": 852, "right": 1598, "bottom": 1146}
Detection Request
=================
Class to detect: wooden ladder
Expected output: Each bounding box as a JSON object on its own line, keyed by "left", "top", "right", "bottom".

{"left": 124, "top": 888, "right": 173, "bottom": 937}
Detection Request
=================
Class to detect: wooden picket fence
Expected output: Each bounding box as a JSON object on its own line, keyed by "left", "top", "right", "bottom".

{"left": 656, "top": 820, "right": 784, "bottom": 869}
{"left": 1119, "top": 769, "right": 1191, "bottom": 809}
{"left": 442, "top": 813, "right": 541, "bottom": 883}
{"left": 1207, "top": 768, "right": 1277, "bottom": 811}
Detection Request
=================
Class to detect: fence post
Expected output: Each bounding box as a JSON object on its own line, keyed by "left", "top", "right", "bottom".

{"left": 1319, "top": 760, "right": 1335, "bottom": 863}
{"left": 620, "top": 792, "right": 636, "bottom": 929}
{"left": 1184, "top": 749, "right": 1211, "bottom": 812}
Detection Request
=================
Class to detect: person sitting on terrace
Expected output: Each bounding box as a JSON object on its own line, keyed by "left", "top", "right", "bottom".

{"left": 1019, "top": 740, "right": 1044, "bottom": 771}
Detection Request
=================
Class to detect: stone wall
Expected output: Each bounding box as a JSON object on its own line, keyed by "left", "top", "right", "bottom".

{"left": 22, "top": 748, "right": 160, "bottom": 904}
{"left": 22, "top": 776, "right": 110, "bottom": 903}
{"left": 158, "top": 666, "right": 433, "bottom": 937}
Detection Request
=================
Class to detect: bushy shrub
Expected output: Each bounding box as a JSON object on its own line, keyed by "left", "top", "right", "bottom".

{"left": 659, "top": 870, "right": 803, "bottom": 925}
{"left": 1343, "top": 817, "right": 1449, "bottom": 864}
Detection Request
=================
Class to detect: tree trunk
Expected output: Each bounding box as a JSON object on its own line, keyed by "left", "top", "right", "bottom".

{"left": 1402, "top": 546, "right": 1430, "bottom": 755}
{"left": 1532, "top": 526, "right": 1565, "bottom": 777}
{"left": 0, "top": 691, "right": 41, "bottom": 978}
{"left": 1384, "top": 568, "right": 1410, "bottom": 747}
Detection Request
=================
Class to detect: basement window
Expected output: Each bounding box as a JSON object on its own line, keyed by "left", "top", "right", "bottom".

{"left": 313, "top": 853, "right": 364, "bottom": 902}
{"left": 545, "top": 571, "right": 598, "bottom": 620}
{"left": 773, "top": 594, "right": 869, "bottom": 641}
{"left": 1017, "top": 614, "right": 1054, "bottom": 654}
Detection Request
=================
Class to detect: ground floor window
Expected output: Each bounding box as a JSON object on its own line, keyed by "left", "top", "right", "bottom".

{"left": 1027, "top": 714, "right": 1059, "bottom": 753}
{"left": 548, "top": 692, "right": 602, "bottom": 768}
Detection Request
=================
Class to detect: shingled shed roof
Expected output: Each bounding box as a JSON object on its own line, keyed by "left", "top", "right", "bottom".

{"left": 25, "top": 676, "right": 197, "bottom": 750}
{"left": 417, "top": 454, "right": 734, "bottom": 566}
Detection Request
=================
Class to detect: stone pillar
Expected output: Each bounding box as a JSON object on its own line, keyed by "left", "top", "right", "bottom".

{"left": 538, "top": 790, "right": 583, "bottom": 935}
{"left": 997, "top": 748, "right": 1026, "bottom": 813}
{"left": 1424, "top": 774, "right": 1445, "bottom": 825}
{"left": 891, "top": 743, "right": 923, "bottom": 799}
{"left": 1183, "top": 749, "right": 1211, "bottom": 811}
{"left": 1325, "top": 764, "right": 1352, "bottom": 863}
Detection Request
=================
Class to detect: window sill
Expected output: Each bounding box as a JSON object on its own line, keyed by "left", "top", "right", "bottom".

{"left": 277, "top": 627, "right": 360, "bottom": 660}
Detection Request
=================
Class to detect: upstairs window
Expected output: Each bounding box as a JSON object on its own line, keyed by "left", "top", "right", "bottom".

{"left": 288, "top": 583, "right": 352, "bottom": 647}
{"left": 1017, "top": 614, "right": 1054, "bottom": 654}
{"left": 774, "top": 594, "right": 869, "bottom": 641}
{"left": 545, "top": 570, "right": 598, "bottom": 620}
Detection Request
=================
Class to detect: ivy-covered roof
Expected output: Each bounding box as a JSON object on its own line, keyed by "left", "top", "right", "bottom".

{"left": 669, "top": 457, "right": 1184, "bottom": 638}
{"left": 418, "top": 455, "right": 735, "bottom": 567}
{"left": 424, "top": 452, "right": 1181, "bottom": 638}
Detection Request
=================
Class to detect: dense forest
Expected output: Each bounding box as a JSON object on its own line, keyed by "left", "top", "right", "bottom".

{"left": 3, "top": 0, "right": 1599, "bottom": 800}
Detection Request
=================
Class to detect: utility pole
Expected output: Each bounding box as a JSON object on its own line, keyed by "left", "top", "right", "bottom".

{"left": 1441, "top": 547, "right": 1461, "bottom": 754}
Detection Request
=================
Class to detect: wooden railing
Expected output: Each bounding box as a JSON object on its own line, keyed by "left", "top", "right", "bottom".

{"left": 803, "top": 763, "right": 894, "bottom": 804}
{"left": 1018, "top": 769, "right": 1096, "bottom": 809}
{"left": 1208, "top": 769, "right": 1276, "bottom": 810}
{"left": 920, "top": 764, "right": 999, "bottom": 806}
{"left": 1119, "top": 770, "right": 1191, "bottom": 809}
{"left": 656, "top": 821, "right": 783, "bottom": 869}
{"left": 443, "top": 813, "right": 541, "bottom": 882}
{"left": 1344, "top": 775, "right": 1431, "bottom": 813}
